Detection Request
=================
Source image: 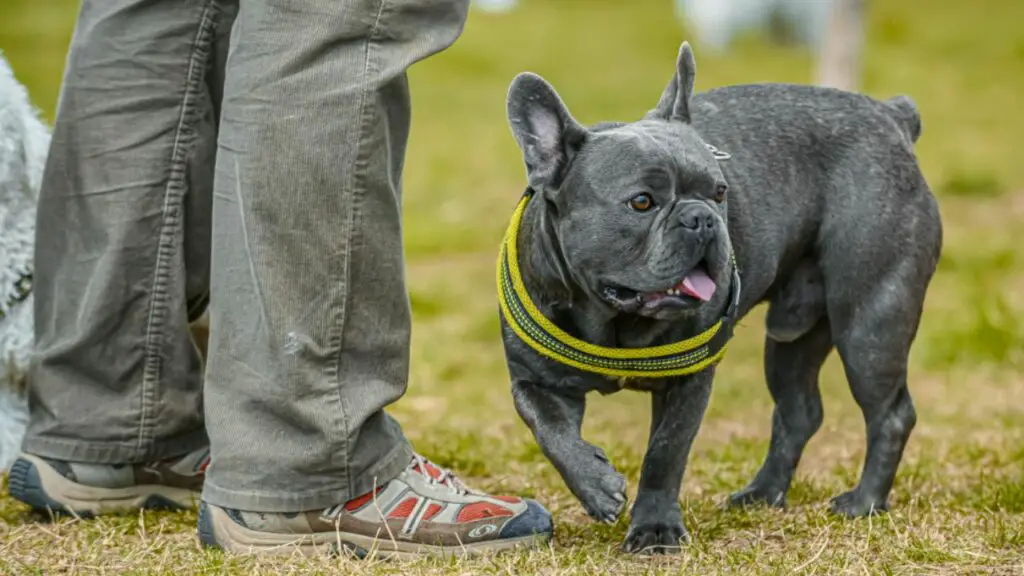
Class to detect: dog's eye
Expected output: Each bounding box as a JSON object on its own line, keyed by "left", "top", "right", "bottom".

{"left": 628, "top": 193, "right": 655, "bottom": 212}
{"left": 713, "top": 184, "right": 728, "bottom": 204}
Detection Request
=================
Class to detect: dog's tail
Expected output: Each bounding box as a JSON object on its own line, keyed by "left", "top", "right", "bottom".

{"left": 883, "top": 95, "right": 922, "bottom": 144}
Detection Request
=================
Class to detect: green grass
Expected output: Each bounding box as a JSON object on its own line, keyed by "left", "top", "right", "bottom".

{"left": 3, "top": 0, "right": 1024, "bottom": 573}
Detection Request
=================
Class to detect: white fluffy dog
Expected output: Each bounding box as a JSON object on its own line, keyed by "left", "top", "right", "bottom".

{"left": 0, "top": 52, "right": 49, "bottom": 472}
{"left": 0, "top": 52, "right": 212, "bottom": 472}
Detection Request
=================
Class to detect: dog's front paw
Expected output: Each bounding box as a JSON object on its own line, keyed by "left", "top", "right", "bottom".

{"left": 622, "top": 518, "right": 689, "bottom": 555}
{"left": 566, "top": 447, "right": 627, "bottom": 524}
{"left": 829, "top": 489, "right": 888, "bottom": 517}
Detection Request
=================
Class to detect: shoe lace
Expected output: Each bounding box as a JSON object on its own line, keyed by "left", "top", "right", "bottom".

{"left": 411, "top": 453, "right": 467, "bottom": 496}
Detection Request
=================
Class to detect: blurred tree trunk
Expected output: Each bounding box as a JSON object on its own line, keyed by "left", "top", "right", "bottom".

{"left": 816, "top": 0, "right": 866, "bottom": 92}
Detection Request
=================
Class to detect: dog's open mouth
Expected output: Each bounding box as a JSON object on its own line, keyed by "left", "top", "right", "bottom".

{"left": 602, "top": 263, "right": 717, "bottom": 311}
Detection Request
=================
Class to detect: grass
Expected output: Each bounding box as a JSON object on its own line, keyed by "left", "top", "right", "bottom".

{"left": 2, "top": 0, "right": 1024, "bottom": 573}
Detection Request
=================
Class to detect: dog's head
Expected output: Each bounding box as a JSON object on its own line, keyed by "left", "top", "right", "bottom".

{"left": 506, "top": 42, "right": 733, "bottom": 321}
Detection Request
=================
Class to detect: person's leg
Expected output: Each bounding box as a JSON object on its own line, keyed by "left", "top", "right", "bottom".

{"left": 197, "top": 0, "right": 550, "bottom": 556}
{"left": 8, "top": 0, "right": 236, "bottom": 515}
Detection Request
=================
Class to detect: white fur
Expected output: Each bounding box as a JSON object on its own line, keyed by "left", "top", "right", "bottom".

{"left": 0, "top": 51, "right": 50, "bottom": 471}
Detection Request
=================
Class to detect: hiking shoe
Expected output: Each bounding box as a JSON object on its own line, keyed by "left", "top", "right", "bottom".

{"left": 198, "top": 453, "right": 553, "bottom": 558}
{"left": 7, "top": 449, "right": 208, "bottom": 516}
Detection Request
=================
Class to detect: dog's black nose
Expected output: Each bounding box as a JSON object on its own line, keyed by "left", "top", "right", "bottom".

{"left": 679, "top": 205, "right": 715, "bottom": 231}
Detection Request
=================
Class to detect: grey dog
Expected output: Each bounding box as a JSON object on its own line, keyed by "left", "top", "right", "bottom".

{"left": 499, "top": 42, "right": 941, "bottom": 554}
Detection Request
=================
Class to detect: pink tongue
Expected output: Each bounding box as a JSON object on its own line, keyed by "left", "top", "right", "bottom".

{"left": 680, "top": 269, "right": 717, "bottom": 302}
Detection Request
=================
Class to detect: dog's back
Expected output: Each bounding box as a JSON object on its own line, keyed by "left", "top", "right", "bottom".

{"left": 689, "top": 83, "right": 940, "bottom": 319}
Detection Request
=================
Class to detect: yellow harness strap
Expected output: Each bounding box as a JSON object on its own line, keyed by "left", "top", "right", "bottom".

{"left": 496, "top": 190, "right": 740, "bottom": 379}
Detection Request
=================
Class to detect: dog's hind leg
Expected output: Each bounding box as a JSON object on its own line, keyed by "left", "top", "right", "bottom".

{"left": 823, "top": 191, "right": 940, "bottom": 516}
{"left": 827, "top": 285, "right": 924, "bottom": 517}
{"left": 729, "top": 315, "right": 833, "bottom": 509}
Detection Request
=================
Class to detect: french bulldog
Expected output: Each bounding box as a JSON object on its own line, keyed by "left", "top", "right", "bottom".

{"left": 500, "top": 41, "right": 941, "bottom": 554}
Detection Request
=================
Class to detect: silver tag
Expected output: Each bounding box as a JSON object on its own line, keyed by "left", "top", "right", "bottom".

{"left": 705, "top": 143, "right": 732, "bottom": 160}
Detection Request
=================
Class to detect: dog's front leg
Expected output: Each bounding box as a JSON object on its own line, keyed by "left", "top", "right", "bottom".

{"left": 512, "top": 379, "right": 627, "bottom": 523}
{"left": 624, "top": 371, "right": 714, "bottom": 554}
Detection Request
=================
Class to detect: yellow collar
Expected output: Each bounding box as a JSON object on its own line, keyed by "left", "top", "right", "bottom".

{"left": 496, "top": 190, "right": 740, "bottom": 379}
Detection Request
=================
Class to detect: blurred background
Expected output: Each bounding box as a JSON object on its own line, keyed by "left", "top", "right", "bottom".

{"left": 2, "top": 0, "right": 1023, "bottom": 569}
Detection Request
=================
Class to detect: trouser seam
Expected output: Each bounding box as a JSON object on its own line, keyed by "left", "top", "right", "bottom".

{"left": 325, "top": 0, "right": 389, "bottom": 497}
{"left": 138, "top": 0, "right": 219, "bottom": 452}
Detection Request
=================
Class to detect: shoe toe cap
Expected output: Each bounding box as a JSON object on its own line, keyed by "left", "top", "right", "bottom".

{"left": 499, "top": 498, "right": 553, "bottom": 539}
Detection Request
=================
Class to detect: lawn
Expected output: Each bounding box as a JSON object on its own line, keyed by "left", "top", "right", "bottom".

{"left": 2, "top": 0, "right": 1023, "bottom": 574}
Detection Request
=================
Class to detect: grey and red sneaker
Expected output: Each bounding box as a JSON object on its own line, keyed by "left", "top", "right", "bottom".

{"left": 198, "top": 453, "right": 553, "bottom": 558}
{"left": 7, "top": 449, "right": 208, "bottom": 516}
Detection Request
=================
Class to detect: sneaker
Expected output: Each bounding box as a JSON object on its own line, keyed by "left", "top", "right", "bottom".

{"left": 198, "top": 453, "right": 553, "bottom": 558}
{"left": 7, "top": 449, "right": 208, "bottom": 516}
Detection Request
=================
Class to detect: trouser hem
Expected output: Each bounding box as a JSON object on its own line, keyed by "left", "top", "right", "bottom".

{"left": 200, "top": 438, "right": 413, "bottom": 513}
{"left": 21, "top": 426, "right": 209, "bottom": 464}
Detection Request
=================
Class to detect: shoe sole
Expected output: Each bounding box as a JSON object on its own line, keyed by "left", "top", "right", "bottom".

{"left": 198, "top": 501, "right": 551, "bottom": 559}
{"left": 8, "top": 454, "right": 200, "bottom": 517}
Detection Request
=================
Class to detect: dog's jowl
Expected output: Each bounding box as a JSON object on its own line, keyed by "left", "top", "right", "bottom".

{"left": 499, "top": 42, "right": 941, "bottom": 554}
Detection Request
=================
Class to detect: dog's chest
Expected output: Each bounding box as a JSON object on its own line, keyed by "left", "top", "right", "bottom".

{"left": 618, "top": 377, "right": 660, "bottom": 392}
{"left": 592, "top": 375, "right": 666, "bottom": 394}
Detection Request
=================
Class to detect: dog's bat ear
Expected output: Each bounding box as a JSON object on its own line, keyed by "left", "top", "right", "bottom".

{"left": 506, "top": 72, "right": 587, "bottom": 195}
{"left": 647, "top": 41, "right": 696, "bottom": 123}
